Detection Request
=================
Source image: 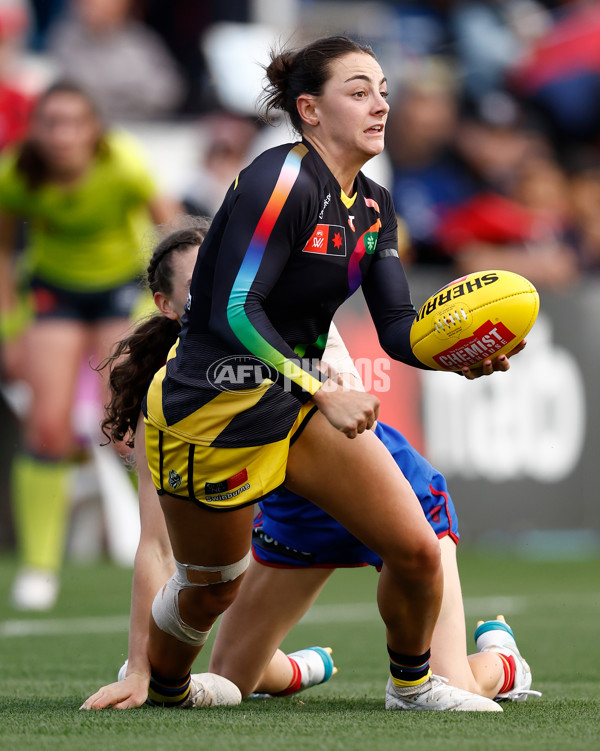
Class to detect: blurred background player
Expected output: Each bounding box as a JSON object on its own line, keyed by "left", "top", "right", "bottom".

{"left": 0, "top": 79, "right": 180, "bottom": 611}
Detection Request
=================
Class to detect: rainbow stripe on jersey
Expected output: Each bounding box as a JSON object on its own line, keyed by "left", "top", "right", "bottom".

{"left": 226, "top": 143, "right": 323, "bottom": 397}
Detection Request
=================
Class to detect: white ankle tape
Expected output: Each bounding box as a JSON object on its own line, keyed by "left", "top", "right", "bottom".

{"left": 151, "top": 578, "right": 212, "bottom": 646}
{"left": 175, "top": 550, "right": 251, "bottom": 587}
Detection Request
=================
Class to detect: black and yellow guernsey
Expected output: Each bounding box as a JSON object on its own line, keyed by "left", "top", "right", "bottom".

{"left": 145, "top": 140, "right": 425, "bottom": 448}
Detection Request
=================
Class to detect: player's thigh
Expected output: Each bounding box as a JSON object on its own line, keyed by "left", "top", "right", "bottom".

{"left": 158, "top": 495, "right": 256, "bottom": 626}
{"left": 286, "top": 411, "right": 438, "bottom": 560}
{"left": 211, "top": 561, "right": 332, "bottom": 681}
{"left": 158, "top": 493, "right": 255, "bottom": 568}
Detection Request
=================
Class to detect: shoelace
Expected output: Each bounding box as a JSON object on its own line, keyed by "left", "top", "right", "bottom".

{"left": 425, "top": 674, "right": 452, "bottom": 697}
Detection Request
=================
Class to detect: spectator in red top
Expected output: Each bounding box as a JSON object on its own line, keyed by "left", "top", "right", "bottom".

{"left": 437, "top": 141, "right": 580, "bottom": 289}
{"left": 0, "top": 0, "right": 36, "bottom": 151}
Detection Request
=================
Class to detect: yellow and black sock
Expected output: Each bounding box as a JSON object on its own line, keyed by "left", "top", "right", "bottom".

{"left": 11, "top": 453, "right": 70, "bottom": 572}
{"left": 388, "top": 646, "right": 431, "bottom": 688}
{"left": 147, "top": 671, "right": 192, "bottom": 707}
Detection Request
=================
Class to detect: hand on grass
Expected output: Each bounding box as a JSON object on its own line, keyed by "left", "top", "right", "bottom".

{"left": 80, "top": 673, "right": 149, "bottom": 710}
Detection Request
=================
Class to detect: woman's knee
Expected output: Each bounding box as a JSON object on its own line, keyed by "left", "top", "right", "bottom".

{"left": 179, "top": 578, "right": 243, "bottom": 629}
{"left": 26, "top": 412, "right": 73, "bottom": 457}
{"left": 381, "top": 530, "right": 442, "bottom": 583}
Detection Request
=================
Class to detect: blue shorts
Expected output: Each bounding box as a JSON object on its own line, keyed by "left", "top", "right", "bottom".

{"left": 252, "top": 421, "right": 459, "bottom": 569}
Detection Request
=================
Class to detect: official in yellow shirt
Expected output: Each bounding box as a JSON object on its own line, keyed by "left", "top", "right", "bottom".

{"left": 0, "top": 80, "right": 179, "bottom": 611}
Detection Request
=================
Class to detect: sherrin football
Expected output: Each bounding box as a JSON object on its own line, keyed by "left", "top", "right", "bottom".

{"left": 410, "top": 270, "right": 539, "bottom": 371}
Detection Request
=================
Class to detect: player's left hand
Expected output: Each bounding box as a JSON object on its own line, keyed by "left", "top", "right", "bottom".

{"left": 79, "top": 674, "right": 149, "bottom": 710}
{"left": 461, "top": 340, "right": 527, "bottom": 380}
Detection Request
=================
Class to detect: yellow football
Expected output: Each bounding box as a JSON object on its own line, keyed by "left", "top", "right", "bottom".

{"left": 410, "top": 270, "right": 539, "bottom": 371}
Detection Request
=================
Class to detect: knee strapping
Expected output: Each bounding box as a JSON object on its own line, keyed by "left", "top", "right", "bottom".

{"left": 151, "top": 551, "right": 251, "bottom": 646}
{"left": 175, "top": 550, "right": 251, "bottom": 586}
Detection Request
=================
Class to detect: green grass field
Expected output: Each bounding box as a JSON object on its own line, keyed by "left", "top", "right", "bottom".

{"left": 1, "top": 550, "right": 599, "bottom": 751}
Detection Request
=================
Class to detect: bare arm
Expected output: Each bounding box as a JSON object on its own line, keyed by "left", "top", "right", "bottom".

{"left": 81, "top": 415, "right": 174, "bottom": 710}
{"left": 147, "top": 195, "right": 183, "bottom": 227}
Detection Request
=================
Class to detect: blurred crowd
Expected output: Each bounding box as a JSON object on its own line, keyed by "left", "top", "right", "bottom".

{"left": 1, "top": 0, "right": 600, "bottom": 284}
{"left": 2, "top": 0, "right": 600, "bottom": 609}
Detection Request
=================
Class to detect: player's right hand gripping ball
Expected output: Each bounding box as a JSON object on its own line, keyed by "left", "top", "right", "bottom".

{"left": 410, "top": 270, "right": 539, "bottom": 371}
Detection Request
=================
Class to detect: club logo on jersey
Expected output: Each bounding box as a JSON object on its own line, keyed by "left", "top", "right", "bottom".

{"left": 303, "top": 224, "right": 346, "bottom": 256}
{"left": 429, "top": 505, "right": 442, "bottom": 524}
{"left": 168, "top": 470, "right": 182, "bottom": 490}
{"left": 205, "top": 468, "right": 250, "bottom": 501}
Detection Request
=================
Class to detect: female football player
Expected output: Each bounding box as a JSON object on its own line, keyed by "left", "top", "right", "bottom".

{"left": 133, "top": 35, "right": 527, "bottom": 712}
{"left": 81, "top": 218, "right": 536, "bottom": 711}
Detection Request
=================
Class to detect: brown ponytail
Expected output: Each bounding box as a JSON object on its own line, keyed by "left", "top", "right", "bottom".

{"left": 261, "top": 36, "right": 375, "bottom": 132}
{"left": 98, "top": 217, "right": 211, "bottom": 447}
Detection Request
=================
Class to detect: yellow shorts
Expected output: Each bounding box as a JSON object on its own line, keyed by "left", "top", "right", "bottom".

{"left": 144, "top": 403, "right": 317, "bottom": 511}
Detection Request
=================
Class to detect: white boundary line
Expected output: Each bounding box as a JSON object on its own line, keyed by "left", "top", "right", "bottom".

{"left": 1, "top": 593, "right": 598, "bottom": 638}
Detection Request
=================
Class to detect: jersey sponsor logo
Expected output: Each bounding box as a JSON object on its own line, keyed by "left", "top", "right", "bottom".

{"left": 433, "top": 320, "right": 515, "bottom": 369}
{"left": 168, "top": 469, "right": 182, "bottom": 490}
{"left": 303, "top": 224, "right": 346, "bottom": 256}
{"left": 252, "top": 525, "right": 316, "bottom": 564}
{"left": 205, "top": 483, "right": 250, "bottom": 502}
{"left": 364, "top": 231, "right": 378, "bottom": 253}
{"left": 348, "top": 214, "right": 355, "bottom": 232}
{"left": 205, "top": 468, "right": 250, "bottom": 500}
{"left": 319, "top": 192, "right": 331, "bottom": 219}
{"left": 205, "top": 468, "right": 248, "bottom": 495}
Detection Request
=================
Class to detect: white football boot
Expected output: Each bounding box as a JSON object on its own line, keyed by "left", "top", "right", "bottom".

{"left": 385, "top": 674, "right": 503, "bottom": 712}
{"left": 11, "top": 568, "right": 59, "bottom": 611}
{"left": 183, "top": 673, "right": 242, "bottom": 707}
{"left": 119, "top": 661, "right": 241, "bottom": 707}
{"left": 475, "top": 615, "right": 542, "bottom": 702}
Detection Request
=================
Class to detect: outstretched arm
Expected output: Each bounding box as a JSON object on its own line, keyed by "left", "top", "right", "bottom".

{"left": 81, "top": 415, "right": 174, "bottom": 710}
